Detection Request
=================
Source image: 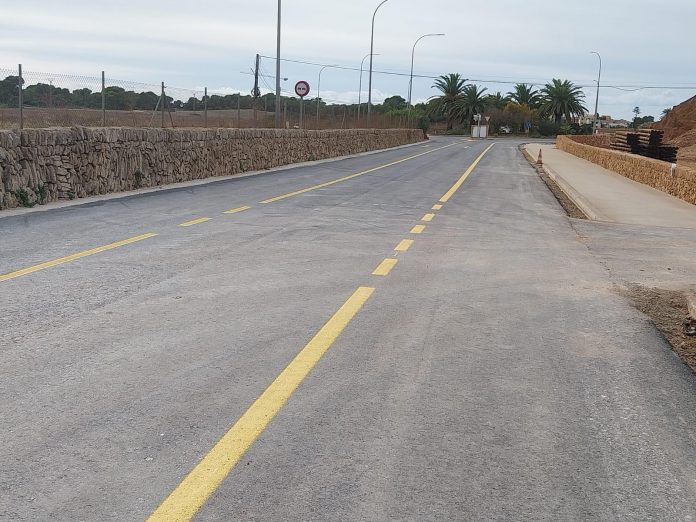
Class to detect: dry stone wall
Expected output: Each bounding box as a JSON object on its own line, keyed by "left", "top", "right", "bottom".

{"left": 557, "top": 135, "right": 696, "bottom": 206}
{"left": 0, "top": 127, "right": 424, "bottom": 210}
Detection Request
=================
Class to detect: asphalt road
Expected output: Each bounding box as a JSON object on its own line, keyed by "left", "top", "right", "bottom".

{"left": 2, "top": 136, "right": 696, "bottom": 521}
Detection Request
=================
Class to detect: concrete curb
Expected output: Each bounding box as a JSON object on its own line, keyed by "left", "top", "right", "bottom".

{"left": 0, "top": 138, "right": 427, "bottom": 220}
{"left": 522, "top": 144, "right": 607, "bottom": 222}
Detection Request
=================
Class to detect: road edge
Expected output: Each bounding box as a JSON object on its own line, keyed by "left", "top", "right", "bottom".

{"left": 0, "top": 139, "right": 427, "bottom": 220}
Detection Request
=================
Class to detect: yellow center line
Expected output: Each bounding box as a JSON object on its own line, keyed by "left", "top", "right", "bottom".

{"left": 394, "top": 239, "right": 414, "bottom": 252}
{"left": 147, "top": 286, "right": 375, "bottom": 522}
{"left": 179, "top": 217, "right": 212, "bottom": 227}
{"left": 421, "top": 213, "right": 435, "bottom": 222}
{"left": 223, "top": 205, "right": 251, "bottom": 215}
{"left": 432, "top": 204, "right": 443, "bottom": 210}
{"left": 259, "top": 143, "right": 457, "bottom": 204}
{"left": 0, "top": 233, "right": 158, "bottom": 283}
{"left": 410, "top": 224, "right": 426, "bottom": 234}
{"left": 372, "top": 258, "right": 398, "bottom": 276}
{"left": 440, "top": 143, "right": 495, "bottom": 203}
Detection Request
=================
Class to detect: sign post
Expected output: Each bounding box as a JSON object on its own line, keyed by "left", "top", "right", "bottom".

{"left": 295, "top": 80, "right": 310, "bottom": 129}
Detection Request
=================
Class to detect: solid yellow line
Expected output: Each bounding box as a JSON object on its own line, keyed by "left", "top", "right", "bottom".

{"left": 410, "top": 225, "right": 425, "bottom": 234}
{"left": 421, "top": 213, "right": 434, "bottom": 222}
{"left": 432, "top": 204, "right": 442, "bottom": 210}
{"left": 440, "top": 143, "right": 495, "bottom": 203}
{"left": 260, "top": 143, "right": 456, "bottom": 204}
{"left": 395, "top": 239, "right": 413, "bottom": 252}
{"left": 147, "top": 286, "right": 375, "bottom": 522}
{"left": 179, "top": 217, "right": 212, "bottom": 227}
{"left": 0, "top": 233, "right": 158, "bottom": 283}
{"left": 372, "top": 258, "right": 398, "bottom": 276}
{"left": 223, "top": 205, "right": 251, "bottom": 215}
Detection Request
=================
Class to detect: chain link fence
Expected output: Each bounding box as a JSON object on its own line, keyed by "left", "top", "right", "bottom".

{"left": 1, "top": 65, "right": 411, "bottom": 131}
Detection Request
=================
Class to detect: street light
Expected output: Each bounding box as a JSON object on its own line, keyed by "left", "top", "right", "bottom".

{"left": 358, "top": 52, "right": 379, "bottom": 123}
{"left": 408, "top": 33, "right": 445, "bottom": 115}
{"left": 590, "top": 51, "right": 602, "bottom": 134}
{"left": 316, "top": 65, "right": 335, "bottom": 128}
{"left": 275, "top": 0, "right": 282, "bottom": 129}
{"left": 367, "top": 0, "right": 390, "bottom": 126}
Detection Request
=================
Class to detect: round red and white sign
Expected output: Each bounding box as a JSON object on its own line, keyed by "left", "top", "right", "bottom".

{"left": 295, "top": 80, "right": 310, "bottom": 98}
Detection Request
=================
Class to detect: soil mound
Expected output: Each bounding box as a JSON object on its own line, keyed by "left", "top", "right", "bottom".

{"left": 653, "top": 95, "right": 696, "bottom": 166}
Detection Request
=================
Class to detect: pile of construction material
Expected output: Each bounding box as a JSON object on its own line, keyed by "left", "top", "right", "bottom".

{"left": 610, "top": 129, "right": 678, "bottom": 163}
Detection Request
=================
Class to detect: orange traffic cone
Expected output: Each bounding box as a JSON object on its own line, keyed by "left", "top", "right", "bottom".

{"left": 536, "top": 149, "right": 543, "bottom": 166}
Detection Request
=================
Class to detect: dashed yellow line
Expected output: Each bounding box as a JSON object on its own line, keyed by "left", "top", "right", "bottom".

{"left": 179, "top": 217, "right": 212, "bottom": 227}
{"left": 260, "top": 143, "right": 457, "bottom": 204}
{"left": 0, "top": 233, "right": 158, "bottom": 283}
{"left": 410, "top": 225, "right": 425, "bottom": 234}
{"left": 432, "top": 204, "right": 442, "bottom": 210}
{"left": 440, "top": 143, "right": 495, "bottom": 203}
{"left": 394, "top": 239, "right": 414, "bottom": 252}
{"left": 223, "top": 205, "right": 251, "bottom": 215}
{"left": 421, "top": 213, "right": 434, "bottom": 222}
{"left": 372, "top": 258, "right": 398, "bottom": 276}
{"left": 147, "top": 286, "right": 375, "bottom": 522}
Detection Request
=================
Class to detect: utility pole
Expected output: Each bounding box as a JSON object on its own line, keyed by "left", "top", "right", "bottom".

{"left": 275, "top": 0, "right": 282, "bottom": 128}
{"left": 161, "top": 82, "right": 165, "bottom": 128}
{"left": 253, "top": 54, "right": 261, "bottom": 127}
{"left": 591, "top": 51, "right": 602, "bottom": 134}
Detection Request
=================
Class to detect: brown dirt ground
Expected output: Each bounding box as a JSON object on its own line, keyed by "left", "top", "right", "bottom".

{"left": 619, "top": 285, "right": 696, "bottom": 373}
{"left": 653, "top": 95, "right": 696, "bottom": 166}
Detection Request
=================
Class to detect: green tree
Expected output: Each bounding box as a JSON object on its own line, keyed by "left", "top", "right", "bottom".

{"left": 633, "top": 106, "right": 640, "bottom": 129}
{"left": 382, "top": 95, "right": 407, "bottom": 112}
{"left": 485, "top": 91, "right": 510, "bottom": 110}
{"left": 454, "top": 84, "right": 488, "bottom": 124}
{"left": 0, "top": 75, "right": 23, "bottom": 107}
{"left": 508, "top": 83, "right": 541, "bottom": 108}
{"left": 428, "top": 73, "right": 466, "bottom": 130}
{"left": 540, "top": 79, "right": 587, "bottom": 124}
{"left": 661, "top": 107, "right": 672, "bottom": 119}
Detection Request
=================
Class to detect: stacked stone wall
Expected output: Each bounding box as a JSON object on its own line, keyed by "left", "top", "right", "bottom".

{"left": 0, "top": 128, "right": 424, "bottom": 209}
{"left": 557, "top": 135, "right": 696, "bottom": 205}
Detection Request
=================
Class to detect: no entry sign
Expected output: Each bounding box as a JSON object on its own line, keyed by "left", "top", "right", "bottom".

{"left": 295, "top": 80, "right": 310, "bottom": 98}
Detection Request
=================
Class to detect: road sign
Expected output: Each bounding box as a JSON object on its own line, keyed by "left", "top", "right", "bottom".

{"left": 295, "top": 81, "right": 310, "bottom": 98}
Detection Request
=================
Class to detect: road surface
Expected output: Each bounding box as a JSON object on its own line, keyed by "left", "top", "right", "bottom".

{"left": 2, "top": 137, "right": 696, "bottom": 520}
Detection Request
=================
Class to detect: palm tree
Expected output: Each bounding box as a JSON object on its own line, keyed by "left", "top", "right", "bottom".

{"left": 428, "top": 73, "right": 466, "bottom": 130}
{"left": 661, "top": 108, "right": 672, "bottom": 119}
{"left": 508, "top": 83, "right": 541, "bottom": 108}
{"left": 540, "top": 79, "right": 587, "bottom": 124}
{"left": 485, "top": 91, "right": 510, "bottom": 110}
{"left": 454, "top": 84, "right": 488, "bottom": 124}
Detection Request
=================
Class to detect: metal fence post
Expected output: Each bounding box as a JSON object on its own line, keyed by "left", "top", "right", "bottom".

{"left": 237, "top": 93, "right": 241, "bottom": 128}
{"left": 101, "top": 70, "right": 106, "bottom": 126}
{"left": 160, "top": 82, "right": 165, "bottom": 128}
{"left": 204, "top": 87, "right": 208, "bottom": 128}
{"left": 18, "top": 64, "right": 23, "bottom": 130}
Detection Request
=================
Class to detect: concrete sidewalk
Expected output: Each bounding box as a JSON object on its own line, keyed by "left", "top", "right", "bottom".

{"left": 525, "top": 143, "right": 696, "bottom": 229}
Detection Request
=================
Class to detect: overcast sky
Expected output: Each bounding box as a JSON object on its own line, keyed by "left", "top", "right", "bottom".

{"left": 2, "top": 0, "right": 695, "bottom": 119}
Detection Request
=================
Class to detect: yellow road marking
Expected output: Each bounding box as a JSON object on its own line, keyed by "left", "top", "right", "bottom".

{"left": 395, "top": 239, "right": 414, "bottom": 252}
{"left": 440, "top": 143, "right": 495, "bottom": 203}
{"left": 260, "top": 143, "right": 456, "bottom": 204}
{"left": 372, "top": 258, "right": 398, "bottom": 276}
{"left": 410, "top": 225, "right": 425, "bottom": 234}
{"left": 147, "top": 286, "right": 375, "bottom": 522}
{"left": 432, "top": 204, "right": 442, "bottom": 210}
{"left": 223, "top": 205, "right": 251, "bottom": 215}
{"left": 179, "top": 217, "right": 212, "bottom": 227}
{"left": 421, "top": 213, "right": 434, "bottom": 222}
{"left": 0, "top": 233, "right": 158, "bottom": 283}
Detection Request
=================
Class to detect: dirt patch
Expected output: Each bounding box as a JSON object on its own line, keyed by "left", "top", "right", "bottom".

{"left": 519, "top": 145, "right": 587, "bottom": 219}
{"left": 619, "top": 285, "right": 696, "bottom": 373}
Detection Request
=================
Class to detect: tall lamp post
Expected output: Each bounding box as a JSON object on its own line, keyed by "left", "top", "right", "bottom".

{"left": 590, "top": 51, "right": 602, "bottom": 134}
{"left": 358, "top": 52, "right": 379, "bottom": 123}
{"left": 275, "top": 0, "right": 282, "bottom": 128}
{"left": 408, "top": 33, "right": 445, "bottom": 116}
{"left": 316, "top": 65, "right": 334, "bottom": 129}
{"left": 367, "top": 0, "right": 390, "bottom": 126}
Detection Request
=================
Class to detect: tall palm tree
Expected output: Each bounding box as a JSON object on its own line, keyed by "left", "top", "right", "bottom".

{"left": 428, "top": 73, "right": 467, "bottom": 130}
{"left": 454, "top": 84, "right": 488, "bottom": 124}
{"left": 540, "top": 79, "right": 587, "bottom": 123}
{"left": 485, "top": 91, "right": 510, "bottom": 110}
{"left": 507, "top": 83, "right": 541, "bottom": 108}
